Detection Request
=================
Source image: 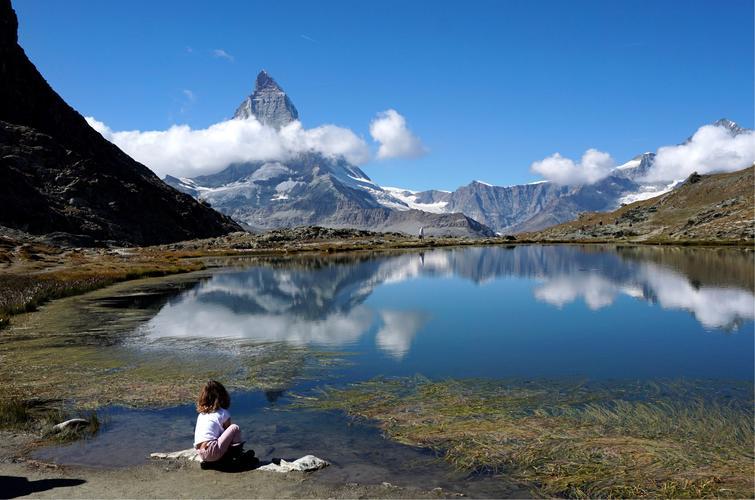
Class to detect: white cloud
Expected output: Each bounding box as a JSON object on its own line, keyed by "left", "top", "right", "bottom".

{"left": 530, "top": 122, "right": 754, "bottom": 186}
{"left": 212, "top": 49, "right": 234, "bottom": 62}
{"left": 182, "top": 89, "right": 196, "bottom": 102}
{"left": 86, "top": 116, "right": 370, "bottom": 179}
{"left": 530, "top": 148, "right": 615, "bottom": 186}
{"left": 370, "top": 109, "right": 427, "bottom": 159}
{"left": 643, "top": 124, "right": 755, "bottom": 182}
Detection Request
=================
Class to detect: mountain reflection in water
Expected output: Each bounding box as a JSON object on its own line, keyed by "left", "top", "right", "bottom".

{"left": 138, "top": 246, "right": 753, "bottom": 361}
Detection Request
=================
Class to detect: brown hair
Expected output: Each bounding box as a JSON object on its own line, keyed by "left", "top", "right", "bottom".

{"left": 196, "top": 380, "right": 231, "bottom": 414}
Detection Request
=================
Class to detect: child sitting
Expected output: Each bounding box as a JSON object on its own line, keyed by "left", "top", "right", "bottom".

{"left": 194, "top": 380, "right": 253, "bottom": 468}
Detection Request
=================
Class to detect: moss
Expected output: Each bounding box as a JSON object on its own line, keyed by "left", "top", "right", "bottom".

{"left": 298, "top": 377, "right": 754, "bottom": 498}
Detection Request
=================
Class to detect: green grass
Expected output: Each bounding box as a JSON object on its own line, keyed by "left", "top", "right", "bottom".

{"left": 297, "top": 377, "right": 755, "bottom": 498}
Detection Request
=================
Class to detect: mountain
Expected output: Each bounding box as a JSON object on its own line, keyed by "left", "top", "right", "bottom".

{"left": 391, "top": 119, "right": 750, "bottom": 234}
{"left": 163, "top": 69, "right": 750, "bottom": 238}
{"left": 523, "top": 166, "right": 754, "bottom": 242}
{"left": 614, "top": 152, "right": 656, "bottom": 181}
{"left": 0, "top": 0, "right": 240, "bottom": 246}
{"left": 166, "top": 72, "right": 495, "bottom": 237}
{"left": 401, "top": 175, "right": 638, "bottom": 234}
{"left": 697, "top": 118, "right": 747, "bottom": 139}
{"left": 233, "top": 70, "right": 299, "bottom": 129}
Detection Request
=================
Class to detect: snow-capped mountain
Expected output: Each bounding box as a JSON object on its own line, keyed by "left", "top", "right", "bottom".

{"left": 424, "top": 175, "right": 639, "bottom": 233}
{"left": 166, "top": 76, "right": 749, "bottom": 237}
{"left": 165, "top": 71, "right": 494, "bottom": 237}
{"left": 383, "top": 119, "right": 751, "bottom": 233}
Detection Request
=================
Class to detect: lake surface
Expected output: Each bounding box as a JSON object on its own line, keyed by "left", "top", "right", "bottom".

{"left": 32, "top": 244, "right": 754, "bottom": 492}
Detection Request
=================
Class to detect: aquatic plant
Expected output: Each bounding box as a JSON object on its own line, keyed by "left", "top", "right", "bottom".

{"left": 298, "top": 377, "right": 755, "bottom": 498}
{"left": 0, "top": 386, "right": 100, "bottom": 442}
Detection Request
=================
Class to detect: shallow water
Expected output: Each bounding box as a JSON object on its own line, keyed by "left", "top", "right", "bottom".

{"left": 30, "top": 244, "right": 754, "bottom": 492}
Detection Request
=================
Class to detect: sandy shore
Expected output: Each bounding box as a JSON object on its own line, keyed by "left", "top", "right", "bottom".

{"left": 0, "top": 460, "right": 463, "bottom": 499}
{"left": 0, "top": 429, "right": 471, "bottom": 499}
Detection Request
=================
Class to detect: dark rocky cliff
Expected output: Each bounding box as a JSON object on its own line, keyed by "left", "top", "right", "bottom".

{"left": 0, "top": 0, "right": 240, "bottom": 245}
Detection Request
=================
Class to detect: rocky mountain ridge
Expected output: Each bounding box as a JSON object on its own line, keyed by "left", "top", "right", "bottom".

{"left": 0, "top": 0, "right": 240, "bottom": 246}
{"left": 162, "top": 68, "right": 752, "bottom": 238}
{"left": 394, "top": 119, "right": 750, "bottom": 233}
{"left": 168, "top": 111, "right": 749, "bottom": 237}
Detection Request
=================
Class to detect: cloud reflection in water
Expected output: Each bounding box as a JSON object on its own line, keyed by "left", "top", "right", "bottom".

{"left": 139, "top": 246, "right": 753, "bottom": 362}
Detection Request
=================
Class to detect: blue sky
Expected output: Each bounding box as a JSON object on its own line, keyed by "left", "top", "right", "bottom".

{"left": 14, "top": 0, "right": 754, "bottom": 190}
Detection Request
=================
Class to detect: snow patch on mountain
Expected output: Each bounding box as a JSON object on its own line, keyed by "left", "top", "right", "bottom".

{"left": 616, "top": 159, "right": 641, "bottom": 171}
{"left": 618, "top": 179, "right": 682, "bottom": 205}
{"left": 381, "top": 187, "right": 450, "bottom": 213}
{"left": 251, "top": 162, "right": 291, "bottom": 181}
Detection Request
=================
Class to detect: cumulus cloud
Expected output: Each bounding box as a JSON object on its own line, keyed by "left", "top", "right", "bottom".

{"left": 530, "top": 148, "right": 615, "bottom": 186}
{"left": 531, "top": 122, "right": 755, "bottom": 186}
{"left": 212, "top": 49, "right": 234, "bottom": 62}
{"left": 643, "top": 124, "right": 755, "bottom": 182}
{"left": 370, "top": 109, "right": 427, "bottom": 159}
{"left": 86, "top": 116, "right": 370, "bottom": 179}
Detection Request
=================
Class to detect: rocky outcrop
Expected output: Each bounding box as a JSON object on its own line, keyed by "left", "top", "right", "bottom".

{"left": 0, "top": 0, "right": 240, "bottom": 246}
{"left": 233, "top": 70, "right": 299, "bottom": 129}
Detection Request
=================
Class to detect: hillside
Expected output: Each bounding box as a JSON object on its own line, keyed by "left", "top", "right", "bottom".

{"left": 0, "top": 0, "right": 240, "bottom": 246}
{"left": 522, "top": 166, "right": 754, "bottom": 243}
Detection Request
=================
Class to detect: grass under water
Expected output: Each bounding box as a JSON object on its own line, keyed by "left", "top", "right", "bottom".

{"left": 296, "top": 376, "right": 754, "bottom": 498}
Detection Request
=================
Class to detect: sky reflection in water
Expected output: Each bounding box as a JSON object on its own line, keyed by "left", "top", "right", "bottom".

{"left": 138, "top": 245, "right": 754, "bottom": 380}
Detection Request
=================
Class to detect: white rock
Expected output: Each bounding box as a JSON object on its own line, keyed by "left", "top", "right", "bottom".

{"left": 255, "top": 455, "right": 329, "bottom": 473}
{"left": 150, "top": 448, "right": 202, "bottom": 462}
{"left": 148, "top": 450, "right": 329, "bottom": 473}
{"left": 52, "top": 418, "right": 89, "bottom": 432}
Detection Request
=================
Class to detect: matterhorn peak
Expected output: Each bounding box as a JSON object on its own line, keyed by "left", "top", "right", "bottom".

{"left": 255, "top": 69, "right": 278, "bottom": 90}
{"left": 233, "top": 70, "right": 299, "bottom": 129}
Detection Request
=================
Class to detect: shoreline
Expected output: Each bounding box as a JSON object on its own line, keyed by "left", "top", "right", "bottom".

{"left": 2, "top": 228, "right": 752, "bottom": 328}
{"left": 0, "top": 456, "right": 469, "bottom": 499}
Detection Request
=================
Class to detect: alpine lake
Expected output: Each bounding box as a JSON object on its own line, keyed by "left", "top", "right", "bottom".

{"left": 4, "top": 244, "right": 753, "bottom": 498}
